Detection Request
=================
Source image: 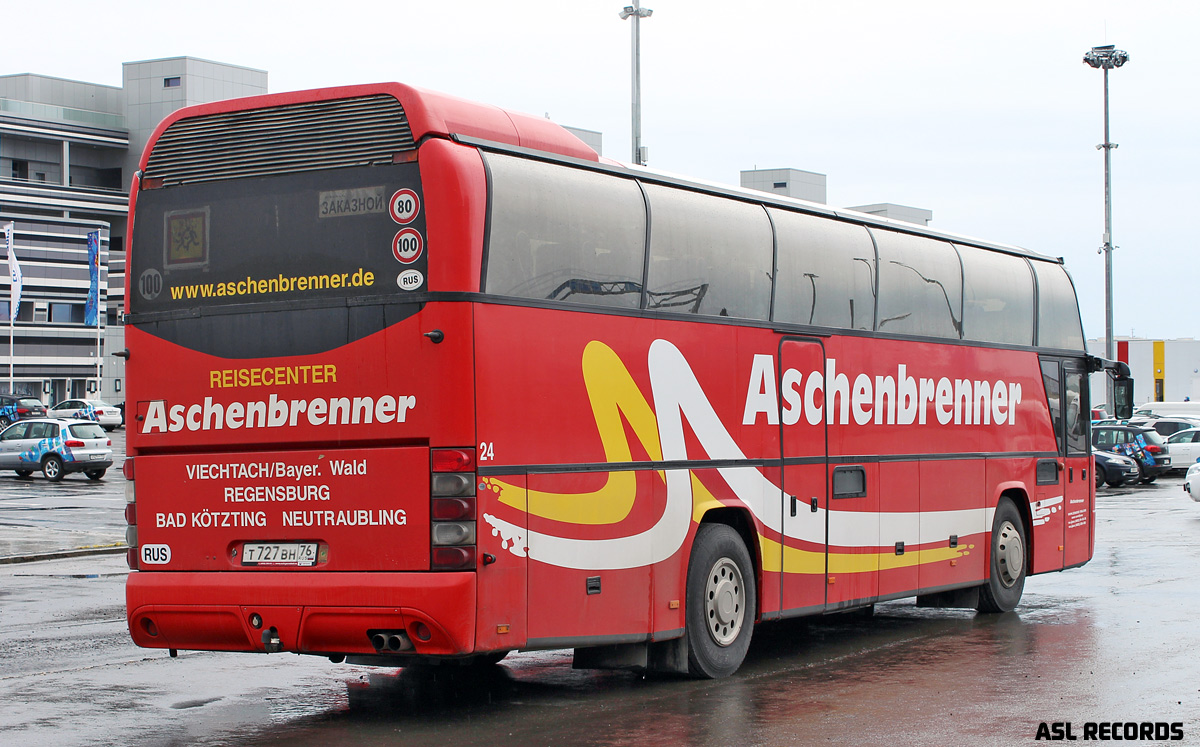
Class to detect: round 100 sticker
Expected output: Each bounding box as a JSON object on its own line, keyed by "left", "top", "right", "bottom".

{"left": 389, "top": 189, "right": 420, "bottom": 224}
{"left": 392, "top": 228, "right": 424, "bottom": 264}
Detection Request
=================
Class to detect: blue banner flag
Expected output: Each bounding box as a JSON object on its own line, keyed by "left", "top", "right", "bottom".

{"left": 85, "top": 231, "right": 100, "bottom": 327}
{"left": 5, "top": 222, "right": 19, "bottom": 322}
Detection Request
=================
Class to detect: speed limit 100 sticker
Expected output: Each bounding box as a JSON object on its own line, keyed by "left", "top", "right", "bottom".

{"left": 389, "top": 189, "right": 420, "bottom": 224}
{"left": 392, "top": 229, "right": 424, "bottom": 264}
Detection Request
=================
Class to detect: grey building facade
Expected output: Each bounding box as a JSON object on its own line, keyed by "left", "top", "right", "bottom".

{"left": 0, "top": 57, "right": 266, "bottom": 405}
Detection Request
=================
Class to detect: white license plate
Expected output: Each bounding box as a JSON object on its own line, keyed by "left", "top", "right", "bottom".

{"left": 241, "top": 542, "right": 318, "bottom": 566}
{"left": 88, "top": 454, "right": 105, "bottom": 461}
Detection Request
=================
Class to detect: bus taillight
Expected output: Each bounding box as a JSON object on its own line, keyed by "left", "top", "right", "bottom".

{"left": 124, "top": 457, "right": 138, "bottom": 570}
{"left": 430, "top": 448, "right": 476, "bottom": 571}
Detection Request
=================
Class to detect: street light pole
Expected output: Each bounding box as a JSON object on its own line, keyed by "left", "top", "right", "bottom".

{"left": 619, "top": 2, "right": 653, "bottom": 165}
{"left": 1083, "top": 44, "right": 1128, "bottom": 369}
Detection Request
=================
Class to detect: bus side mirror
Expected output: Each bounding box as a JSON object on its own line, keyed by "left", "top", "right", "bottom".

{"left": 1112, "top": 378, "right": 1133, "bottom": 420}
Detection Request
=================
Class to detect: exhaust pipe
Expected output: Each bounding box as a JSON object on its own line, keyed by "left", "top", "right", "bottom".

{"left": 386, "top": 634, "right": 412, "bottom": 652}
{"left": 368, "top": 630, "right": 413, "bottom": 652}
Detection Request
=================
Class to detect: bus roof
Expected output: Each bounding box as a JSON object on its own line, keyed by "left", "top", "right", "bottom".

{"left": 140, "top": 82, "right": 1059, "bottom": 266}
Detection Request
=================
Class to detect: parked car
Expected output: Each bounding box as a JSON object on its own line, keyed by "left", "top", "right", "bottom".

{"left": 1165, "top": 427, "right": 1200, "bottom": 471}
{"left": 1133, "top": 401, "right": 1200, "bottom": 419}
{"left": 1185, "top": 462, "right": 1200, "bottom": 502}
{"left": 0, "top": 418, "right": 113, "bottom": 481}
{"left": 47, "top": 399, "right": 123, "bottom": 431}
{"left": 1091, "top": 424, "right": 1172, "bottom": 483}
{"left": 1127, "top": 416, "right": 1200, "bottom": 439}
{"left": 0, "top": 394, "right": 48, "bottom": 428}
{"left": 1094, "top": 450, "right": 1140, "bottom": 488}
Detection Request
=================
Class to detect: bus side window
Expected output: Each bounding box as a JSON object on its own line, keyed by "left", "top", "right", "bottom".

{"left": 643, "top": 184, "right": 772, "bottom": 320}
{"left": 771, "top": 208, "right": 876, "bottom": 330}
{"left": 483, "top": 153, "right": 646, "bottom": 309}
{"left": 959, "top": 244, "right": 1034, "bottom": 346}
{"left": 873, "top": 229, "right": 963, "bottom": 340}
{"left": 1032, "top": 262, "right": 1086, "bottom": 351}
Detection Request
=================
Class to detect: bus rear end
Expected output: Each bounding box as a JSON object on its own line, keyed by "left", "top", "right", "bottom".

{"left": 122, "top": 86, "right": 568, "bottom": 660}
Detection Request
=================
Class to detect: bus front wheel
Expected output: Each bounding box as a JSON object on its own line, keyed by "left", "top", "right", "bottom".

{"left": 977, "top": 497, "right": 1026, "bottom": 613}
{"left": 685, "top": 523, "right": 755, "bottom": 678}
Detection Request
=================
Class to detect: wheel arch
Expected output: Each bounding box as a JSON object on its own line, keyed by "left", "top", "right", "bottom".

{"left": 995, "top": 485, "right": 1033, "bottom": 575}
{"left": 696, "top": 506, "right": 761, "bottom": 617}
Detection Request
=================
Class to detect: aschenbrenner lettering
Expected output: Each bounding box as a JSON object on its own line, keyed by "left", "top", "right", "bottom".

{"left": 141, "top": 393, "right": 416, "bottom": 434}
{"left": 743, "top": 355, "right": 1023, "bottom": 428}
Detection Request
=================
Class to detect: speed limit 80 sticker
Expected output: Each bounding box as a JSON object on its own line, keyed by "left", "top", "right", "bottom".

{"left": 389, "top": 189, "right": 421, "bottom": 224}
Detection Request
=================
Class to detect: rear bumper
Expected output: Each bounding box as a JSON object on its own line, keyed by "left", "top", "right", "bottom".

{"left": 126, "top": 571, "right": 476, "bottom": 656}
{"left": 65, "top": 458, "right": 113, "bottom": 474}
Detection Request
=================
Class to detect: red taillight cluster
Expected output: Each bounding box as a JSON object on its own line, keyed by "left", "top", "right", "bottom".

{"left": 64, "top": 440, "right": 86, "bottom": 448}
{"left": 1144, "top": 444, "right": 1163, "bottom": 454}
{"left": 430, "top": 448, "right": 476, "bottom": 571}
{"left": 124, "top": 457, "right": 138, "bottom": 570}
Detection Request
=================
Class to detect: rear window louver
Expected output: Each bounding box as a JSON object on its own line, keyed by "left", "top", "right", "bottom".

{"left": 142, "top": 94, "right": 416, "bottom": 186}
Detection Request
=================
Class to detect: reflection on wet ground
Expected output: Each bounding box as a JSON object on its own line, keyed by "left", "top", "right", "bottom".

{"left": 2, "top": 474, "right": 1197, "bottom": 746}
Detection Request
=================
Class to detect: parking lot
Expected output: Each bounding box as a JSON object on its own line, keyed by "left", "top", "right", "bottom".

{"left": 1, "top": 435, "right": 1198, "bottom": 746}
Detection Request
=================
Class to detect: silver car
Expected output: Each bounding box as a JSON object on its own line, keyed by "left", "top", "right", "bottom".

{"left": 48, "top": 399, "right": 123, "bottom": 431}
{"left": 0, "top": 418, "right": 114, "bottom": 481}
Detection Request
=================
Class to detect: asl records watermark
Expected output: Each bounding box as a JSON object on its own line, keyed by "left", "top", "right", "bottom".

{"left": 1035, "top": 722, "right": 1184, "bottom": 741}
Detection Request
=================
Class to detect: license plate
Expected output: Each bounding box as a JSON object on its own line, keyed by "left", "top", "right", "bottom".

{"left": 89, "top": 454, "right": 105, "bottom": 461}
{"left": 241, "top": 542, "right": 318, "bottom": 566}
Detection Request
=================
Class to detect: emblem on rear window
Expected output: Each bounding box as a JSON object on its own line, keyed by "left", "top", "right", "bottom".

{"left": 164, "top": 208, "right": 209, "bottom": 269}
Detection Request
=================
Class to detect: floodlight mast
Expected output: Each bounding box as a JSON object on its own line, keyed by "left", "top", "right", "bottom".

{"left": 619, "top": 2, "right": 653, "bottom": 165}
{"left": 1082, "top": 44, "right": 1128, "bottom": 379}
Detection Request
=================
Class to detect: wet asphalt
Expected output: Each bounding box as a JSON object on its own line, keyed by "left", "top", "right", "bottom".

{"left": 1, "top": 433, "right": 1197, "bottom": 746}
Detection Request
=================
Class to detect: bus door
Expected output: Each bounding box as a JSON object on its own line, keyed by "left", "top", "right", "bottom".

{"left": 1061, "top": 362, "right": 1093, "bottom": 566}
{"left": 778, "top": 338, "right": 828, "bottom": 615}
{"left": 1037, "top": 358, "right": 1092, "bottom": 571}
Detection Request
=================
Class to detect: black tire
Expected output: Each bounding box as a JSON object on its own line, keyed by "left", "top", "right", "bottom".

{"left": 0, "top": 417, "right": 9, "bottom": 429}
{"left": 14, "top": 469, "right": 32, "bottom": 477}
{"left": 85, "top": 468, "right": 106, "bottom": 480}
{"left": 1094, "top": 466, "right": 1103, "bottom": 489}
{"left": 685, "top": 523, "right": 756, "bottom": 678}
{"left": 1139, "top": 474, "right": 1157, "bottom": 484}
{"left": 42, "top": 455, "right": 64, "bottom": 482}
{"left": 1105, "top": 477, "right": 1125, "bottom": 488}
{"left": 977, "top": 497, "right": 1026, "bottom": 613}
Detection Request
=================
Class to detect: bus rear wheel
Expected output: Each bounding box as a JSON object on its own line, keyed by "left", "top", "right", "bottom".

{"left": 977, "top": 497, "right": 1026, "bottom": 613}
{"left": 685, "top": 523, "right": 755, "bottom": 678}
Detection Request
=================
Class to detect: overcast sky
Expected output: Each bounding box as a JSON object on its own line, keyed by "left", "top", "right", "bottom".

{"left": 11, "top": 0, "right": 1196, "bottom": 342}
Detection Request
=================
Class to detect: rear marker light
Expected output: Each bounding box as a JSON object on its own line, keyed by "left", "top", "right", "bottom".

{"left": 432, "top": 521, "right": 476, "bottom": 546}
{"left": 431, "top": 472, "right": 474, "bottom": 496}
{"left": 431, "top": 546, "right": 475, "bottom": 570}
{"left": 125, "top": 503, "right": 137, "bottom": 526}
{"left": 126, "top": 525, "right": 138, "bottom": 548}
{"left": 431, "top": 448, "right": 476, "bottom": 472}
{"left": 431, "top": 497, "right": 475, "bottom": 521}
{"left": 431, "top": 448, "right": 478, "bottom": 570}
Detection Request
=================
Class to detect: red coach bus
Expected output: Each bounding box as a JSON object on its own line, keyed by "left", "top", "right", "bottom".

{"left": 123, "top": 83, "right": 1131, "bottom": 678}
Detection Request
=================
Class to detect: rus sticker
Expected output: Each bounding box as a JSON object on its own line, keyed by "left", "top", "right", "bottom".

{"left": 397, "top": 269, "right": 424, "bottom": 291}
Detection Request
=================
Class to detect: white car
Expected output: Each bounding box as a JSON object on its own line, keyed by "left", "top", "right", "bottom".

{"left": 1185, "top": 462, "right": 1200, "bottom": 502}
{"left": 1166, "top": 428, "right": 1200, "bottom": 471}
{"left": 47, "top": 399, "right": 123, "bottom": 431}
